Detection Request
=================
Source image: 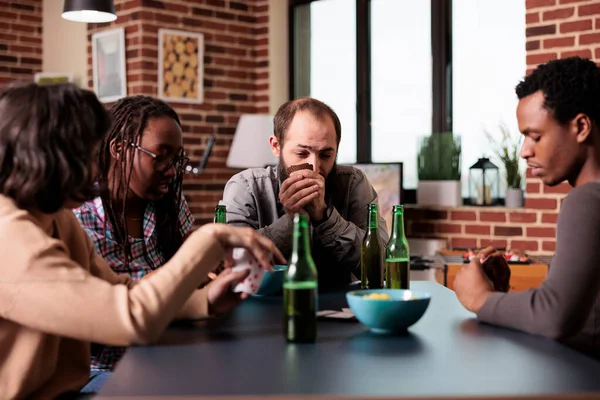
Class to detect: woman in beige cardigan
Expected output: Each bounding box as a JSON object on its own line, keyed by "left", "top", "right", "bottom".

{"left": 0, "top": 83, "right": 284, "bottom": 400}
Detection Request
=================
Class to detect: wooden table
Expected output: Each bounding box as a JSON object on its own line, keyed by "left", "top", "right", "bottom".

{"left": 436, "top": 250, "right": 549, "bottom": 292}
{"left": 97, "top": 281, "right": 600, "bottom": 399}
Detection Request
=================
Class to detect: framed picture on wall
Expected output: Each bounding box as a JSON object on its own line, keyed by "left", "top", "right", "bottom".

{"left": 91, "top": 27, "right": 127, "bottom": 103}
{"left": 349, "top": 162, "right": 403, "bottom": 234}
{"left": 34, "top": 73, "right": 74, "bottom": 85}
{"left": 158, "top": 29, "right": 204, "bottom": 104}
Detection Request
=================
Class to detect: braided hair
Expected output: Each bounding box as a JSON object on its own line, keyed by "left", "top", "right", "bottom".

{"left": 97, "top": 95, "right": 184, "bottom": 270}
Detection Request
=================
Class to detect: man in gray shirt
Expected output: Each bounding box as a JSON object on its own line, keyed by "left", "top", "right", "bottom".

{"left": 222, "top": 97, "right": 388, "bottom": 289}
{"left": 454, "top": 56, "right": 600, "bottom": 358}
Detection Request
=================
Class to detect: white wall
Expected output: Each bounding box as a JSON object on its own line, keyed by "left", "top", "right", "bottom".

{"left": 42, "top": 0, "right": 88, "bottom": 86}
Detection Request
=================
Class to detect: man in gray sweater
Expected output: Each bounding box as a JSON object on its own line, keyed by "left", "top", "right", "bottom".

{"left": 222, "top": 98, "right": 388, "bottom": 289}
{"left": 454, "top": 56, "right": 600, "bottom": 358}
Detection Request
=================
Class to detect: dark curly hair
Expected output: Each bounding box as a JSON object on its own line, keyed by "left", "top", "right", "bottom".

{"left": 97, "top": 95, "right": 184, "bottom": 270}
{"left": 0, "top": 82, "right": 110, "bottom": 213}
{"left": 516, "top": 56, "right": 600, "bottom": 127}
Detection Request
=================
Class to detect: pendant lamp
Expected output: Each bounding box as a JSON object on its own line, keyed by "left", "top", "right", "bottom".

{"left": 62, "top": 0, "right": 117, "bottom": 23}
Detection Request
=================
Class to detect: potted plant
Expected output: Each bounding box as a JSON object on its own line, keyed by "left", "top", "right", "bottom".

{"left": 417, "top": 132, "right": 462, "bottom": 207}
{"left": 486, "top": 124, "right": 524, "bottom": 208}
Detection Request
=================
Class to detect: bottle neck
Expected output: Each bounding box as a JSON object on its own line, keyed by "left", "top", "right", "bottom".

{"left": 367, "top": 208, "right": 378, "bottom": 230}
{"left": 291, "top": 217, "right": 311, "bottom": 262}
{"left": 214, "top": 212, "right": 226, "bottom": 224}
{"left": 390, "top": 211, "right": 405, "bottom": 240}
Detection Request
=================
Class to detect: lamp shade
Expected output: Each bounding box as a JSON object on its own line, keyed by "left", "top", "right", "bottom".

{"left": 62, "top": 0, "right": 117, "bottom": 23}
{"left": 226, "top": 114, "right": 278, "bottom": 169}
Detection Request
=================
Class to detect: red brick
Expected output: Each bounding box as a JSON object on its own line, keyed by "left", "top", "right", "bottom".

{"left": 510, "top": 240, "right": 539, "bottom": 252}
{"left": 411, "top": 223, "right": 436, "bottom": 235}
{"left": 495, "top": 226, "right": 523, "bottom": 236}
{"left": 541, "top": 213, "right": 558, "bottom": 224}
{"left": 580, "top": 32, "right": 600, "bottom": 44}
{"left": 229, "top": 24, "right": 252, "bottom": 34}
{"left": 450, "top": 211, "right": 477, "bottom": 221}
{"left": 526, "top": 181, "right": 541, "bottom": 194}
{"left": 437, "top": 223, "right": 462, "bottom": 234}
{"left": 525, "top": 198, "right": 558, "bottom": 210}
{"left": 166, "top": 3, "right": 188, "bottom": 13}
{"left": 543, "top": 36, "right": 575, "bottom": 48}
{"left": 465, "top": 225, "right": 491, "bottom": 235}
{"left": 509, "top": 213, "right": 537, "bottom": 223}
{"left": 543, "top": 182, "right": 571, "bottom": 194}
{"left": 527, "top": 227, "right": 556, "bottom": 238}
{"left": 596, "top": 47, "right": 600, "bottom": 59}
{"left": 527, "top": 0, "right": 556, "bottom": 8}
{"left": 480, "top": 239, "right": 509, "bottom": 250}
{"left": 480, "top": 212, "right": 507, "bottom": 222}
{"left": 527, "top": 12, "right": 540, "bottom": 23}
{"left": 579, "top": 2, "right": 600, "bottom": 15}
{"left": 543, "top": 7, "right": 575, "bottom": 20}
{"left": 527, "top": 53, "right": 558, "bottom": 65}
{"left": 560, "top": 19, "right": 593, "bottom": 32}
{"left": 542, "top": 241, "right": 556, "bottom": 251}
{"left": 526, "top": 25, "right": 557, "bottom": 37}
{"left": 19, "top": 13, "right": 41, "bottom": 23}
{"left": 560, "top": 0, "right": 593, "bottom": 3}
{"left": 527, "top": 40, "right": 541, "bottom": 51}
{"left": 451, "top": 238, "right": 478, "bottom": 249}
{"left": 562, "top": 49, "right": 593, "bottom": 58}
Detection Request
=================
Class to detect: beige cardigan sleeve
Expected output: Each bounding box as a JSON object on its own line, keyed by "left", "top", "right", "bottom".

{"left": 86, "top": 229, "right": 213, "bottom": 321}
{"left": 0, "top": 210, "right": 223, "bottom": 346}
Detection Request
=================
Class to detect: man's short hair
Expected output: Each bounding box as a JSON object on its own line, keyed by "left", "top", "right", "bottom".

{"left": 273, "top": 97, "right": 342, "bottom": 146}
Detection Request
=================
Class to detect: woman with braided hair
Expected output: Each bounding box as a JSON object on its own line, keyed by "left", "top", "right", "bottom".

{"left": 73, "top": 95, "right": 242, "bottom": 390}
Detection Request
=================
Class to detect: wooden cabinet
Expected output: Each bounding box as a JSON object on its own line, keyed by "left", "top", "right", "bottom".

{"left": 435, "top": 251, "right": 548, "bottom": 292}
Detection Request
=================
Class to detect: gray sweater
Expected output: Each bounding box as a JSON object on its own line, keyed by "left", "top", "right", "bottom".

{"left": 221, "top": 165, "right": 389, "bottom": 289}
{"left": 478, "top": 181, "right": 600, "bottom": 357}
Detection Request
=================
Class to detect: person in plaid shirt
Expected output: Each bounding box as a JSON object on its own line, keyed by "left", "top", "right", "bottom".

{"left": 74, "top": 96, "right": 214, "bottom": 391}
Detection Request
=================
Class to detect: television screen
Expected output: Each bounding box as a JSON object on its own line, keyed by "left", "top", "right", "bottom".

{"left": 349, "top": 163, "right": 403, "bottom": 234}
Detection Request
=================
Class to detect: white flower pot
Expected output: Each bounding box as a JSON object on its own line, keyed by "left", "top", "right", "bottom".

{"left": 505, "top": 188, "right": 524, "bottom": 208}
{"left": 417, "top": 180, "right": 462, "bottom": 207}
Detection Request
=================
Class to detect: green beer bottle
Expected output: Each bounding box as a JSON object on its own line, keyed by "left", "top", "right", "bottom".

{"left": 385, "top": 205, "right": 410, "bottom": 289}
{"left": 214, "top": 204, "right": 227, "bottom": 224}
{"left": 284, "top": 213, "right": 318, "bottom": 343}
{"left": 360, "top": 203, "right": 383, "bottom": 289}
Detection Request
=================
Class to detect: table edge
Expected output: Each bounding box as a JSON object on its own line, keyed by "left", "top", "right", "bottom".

{"left": 95, "top": 393, "right": 600, "bottom": 400}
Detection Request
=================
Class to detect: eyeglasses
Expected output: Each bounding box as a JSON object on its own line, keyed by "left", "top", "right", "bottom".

{"left": 129, "top": 143, "right": 190, "bottom": 173}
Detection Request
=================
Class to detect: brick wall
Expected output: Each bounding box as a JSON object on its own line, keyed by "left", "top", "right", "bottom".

{"left": 0, "top": 0, "right": 43, "bottom": 85}
{"left": 87, "top": 0, "right": 269, "bottom": 224}
{"left": 406, "top": 0, "right": 600, "bottom": 255}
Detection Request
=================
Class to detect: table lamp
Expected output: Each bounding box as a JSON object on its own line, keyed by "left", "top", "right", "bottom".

{"left": 226, "top": 114, "right": 278, "bottom": 168}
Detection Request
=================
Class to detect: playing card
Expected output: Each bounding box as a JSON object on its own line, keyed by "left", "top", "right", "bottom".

{"left": 231, "top": 248, "right": 265, "bottom": 294}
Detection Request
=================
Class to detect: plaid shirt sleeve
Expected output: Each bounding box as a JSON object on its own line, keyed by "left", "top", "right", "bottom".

{"left": 179, "top": 193, "right": 195, "bottom": 238}
{"left": 72, "top": 204, "right": 104, "bottom": 254}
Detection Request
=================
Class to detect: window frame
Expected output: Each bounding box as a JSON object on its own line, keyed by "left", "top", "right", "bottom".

{"left": 288, "top": 0, "right": 453, "bottom": 165}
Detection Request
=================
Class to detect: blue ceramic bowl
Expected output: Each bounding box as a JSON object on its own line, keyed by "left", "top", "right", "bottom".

{"left": 254, "top": 264, "right": 288, "bottom": 296}
{"left": 346, "top": 289, "right": 431, "bottom": 334}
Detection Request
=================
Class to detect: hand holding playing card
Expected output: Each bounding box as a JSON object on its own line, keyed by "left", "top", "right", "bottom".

{"left": 477, "top": 246, "right": 511, "bottom": 292}
{"left": 207, "top": 268, "right": 251, "bottom": 316}
{"left": 230, "top": 248, "right": 266, "bottom": 295}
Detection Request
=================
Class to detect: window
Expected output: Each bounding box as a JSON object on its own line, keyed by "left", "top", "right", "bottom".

{"left": 370, "top": 0, "right": 432, "bottom": 190}
{"left": 452, "top": 0, "right": 526, "bottom": 196}
{"left": 290, "top": 0, "right": 526, "bottom": 198}
{"left": 292, "top": 0, "right": 357, "bottom": 164}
